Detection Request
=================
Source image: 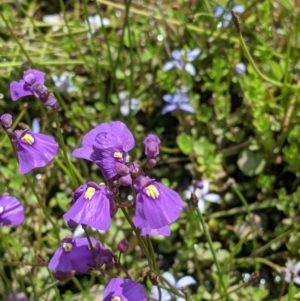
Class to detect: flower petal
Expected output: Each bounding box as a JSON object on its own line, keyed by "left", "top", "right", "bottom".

{"left": 184, "top": 63, "right": 196, "bottom": 76}
{"left": 203, "top": 193, "right": 221, "bottom": 204}
{"left": 187, "top": 48, "right": 201, "bottom": 61}
{"left": 162, "top": 104, "right": 177, "bottom": 115}
{"left": 10, "top": 81, "right": 32, "bottom": 101}
{"left": 178, "top": 104, "right": 194, "bottom": 113}
{"left": 176, "top": 276, "right": 196, "bottom": 289}
{"left": 162, "top": 61, "right": 176, "bottom": 72}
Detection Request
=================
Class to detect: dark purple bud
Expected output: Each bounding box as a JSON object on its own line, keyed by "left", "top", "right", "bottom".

{"left": 0, "top": 114, "right": 13, "bottom": 129}
{"left": 127, "top": 161, "right": 144, "bottom": 178}
{"left": 148, "top": 158, "right": 156, "bottom": 168}
{"left": 143, "top": 134, "right": 161, "bottom": 159}
{"left": 115, "top": 162, "right": 130, "bottom": 176}
{"left": 43, "top": 93, "right": 57, "bottom": 109}
{"left": 31, "top": 82, "right": 48, "bottom": 99}
{"left": 54, "top": 270, "right": 75, "bottom": 281}
{"left": 192, "top": 180, "right": 203, "bottom": 189}
{"left": 118, "top": 239, "right": 129, "bottom": 253}
{"left": 118, "top": 174, "right": 132, "bottom": 186}
{"left": 67, "top": 220, "right": 78, "bottom": 229}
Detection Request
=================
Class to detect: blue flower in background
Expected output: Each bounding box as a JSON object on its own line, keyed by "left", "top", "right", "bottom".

{"left": 214, "top": 5, "right": 245, "bottom": 27}
{"left": 118, "top": 91, "right": 140, "bottom": 116}
{"left": 162, "top": 90, "right": 194, "bottom": 115}
{"left": 235, "top": 62, "right": 246, "bottom": 75}
{"left": 151, "top": 271, "right": 196, "bottom": 301}
{"left": 162, "top": 48, "right": 201, "bottom": 76}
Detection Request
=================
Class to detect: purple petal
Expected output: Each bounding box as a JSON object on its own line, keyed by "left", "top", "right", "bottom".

{"left": 162, "top": 94, "right": 174, "bottom": 103}
{"left": 13, "top": 131, "right": 59, "bottom": 174}
{"left": 178, "top": 104, "right": 194, "bottom": 113}
{"left": 171, "top": 49, "right": 183, "bottom": 61}
{"left": 214, "top": 6, "right": 224, "bottom": 17}
{"left": 184, "top": 63, "right": 196, "bottom": 76}
{"left": 0, "top": 195, "right": 24, "bottom": 226}
{"left": 63, "top": 184, "right": 112, "bottom": 230}
{"left": 140, "top": 225, "right": 171, "bottom": 236}
{"left": 162, "top": 104, "right": 177, "bottom": 115}
{"left": 10, "top": 81, "right": 32, "bottom": 101}
{"left": 48, "top": 248, "right": 74, "bottom": 272}
{"left": 232, "top": 5, "right": 245, "bottom": 14}
{"left": 176, "top": 276, "right": 196, "bottom": 289}
{"left": 162, "top": 61, "right": 176, "bottom": 72}
{"left": 24, "top": 69, "right": 46, "bottom": 84}
{"left": 186, "top": 49, "right": 201, "bottom": 62}
{"left": 104, "top": 278, "right": 147, "bottom": 301}
{"left": 134, "top": 181, "right": 182, "bottom": 229}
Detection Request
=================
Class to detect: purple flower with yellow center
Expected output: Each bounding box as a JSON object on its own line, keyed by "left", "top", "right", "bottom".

{"left": 133, "top": 176, "right": 182, "bottom": 231}
{"left": 0, "top": 195, "right": 24, "bottom": 226}
{"left": 162, "top": 49, "right": 201, "bottom": 76}
{"left": 48, "top": 236, "right": 105, "bottom": 273}
{"left": 103, "top": 278, "right": 147, "bottom": 301}
{"left": 72, "top": 121, "right": 134, "bottom": 180}
{"left": 92, "top": 122, "right": 135, "bottom": 180}
{"left": 162, "top": 91, "right": 194, "bottom": 115}
{"left": 10, "top": 69, "right": 57, "bottom": 109}
{"left": 63, "top": 182, "right": 115, "bottom": 231}
{"left": 11, "top": 129, "right": 59, "bottom": 174}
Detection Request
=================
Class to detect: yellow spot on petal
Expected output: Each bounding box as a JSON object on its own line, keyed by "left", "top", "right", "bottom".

{"left": 63, "top": 242, "right": 72, "bottom": 252}
{"left": 88, "top": 243, "right": 96, "bottom": 250}
{"left": 22, "top": 133, "right": 34, "bottom": 145}
{"left": 113, "top": 152, "right": 123, "bottom": 159}
{"left": 111, "top": 297, "right": 121, "bottom": 301}
{"left": 145, "top": 184, "right": 159, "bottom": 199}
{"left": 84, "top": 187, "right": 95, "bottom": 200}
{"left": 0, "top": 206, "right": 4, "bottom": 214}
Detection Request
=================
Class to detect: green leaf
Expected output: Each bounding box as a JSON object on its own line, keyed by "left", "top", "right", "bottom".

{"left": 176, "top": 134, "right": 193, "bottom": 155}
{"left": 237, "top": 149, "right": 266, "bottom": 176}
{"left": 56, "top": 192, "right": 69, "bottom": 212}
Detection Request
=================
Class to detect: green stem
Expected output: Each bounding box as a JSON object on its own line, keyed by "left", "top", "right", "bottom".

{"left": 24, "top": 174, "right": 60, "bottom": 242}
{"left": 53, "top": 111, "right": 78, "bottom": 187}
{"left": 287, "top": 279, "right": 294, "bottom": 301}
{"left": 196, "top": 208, "right": 227, "bottom": 300}
{"left": 46, "top": 269, "right": 62, "bottom": 301}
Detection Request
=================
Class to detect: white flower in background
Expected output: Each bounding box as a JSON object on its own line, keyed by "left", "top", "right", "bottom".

{"left": 42, "top": 14, "right": 64, "bottom": 32}
{"left": 73, "top": 224, "right": 106, "bottom": 238}
{"left": 151, "top": 272, "right": 196, "bottom": 301}
{"left": 86, "top": 15, "right": 111, "bottom": 36}
{"left": 184, "top": 180, "right": 221, "bottom": 213}
{"left": 118, "top": 91, "right": 140, "bottom": 116}
{"left": 31, "top": 118, "right": 40, "bottom": 134}
{"left": 279, "top": 259, "right": 300, "bottom": 284}
{"left": 51, "top": 73, "right": 77, "bottom": 93}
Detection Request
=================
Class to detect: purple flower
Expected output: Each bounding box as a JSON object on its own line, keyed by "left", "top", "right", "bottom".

{"left": 11, "top": 130, "right": 59, "bottom": 174}
{"left": 8, "top": 292, "right": 31, "bottom": 301}
{"left": 162, "top": 91, "right": 194, "bottom": 115}
{"left": 10, "top": 69, "right": 57, "bottom": 109}
{"left": 0, "top": 195, "right": 24, "bottom": 226}
{"left": 48, "top": 236, "right": 109, "bottom": 273}
{"left": 235, "top": 62, "right": 246, "bottom": 75}
{"left": 214, "top": 5, "right": 245, "bottom": 27}
{"left": 103, "top": 278, "right": 147, "bottom": 301}
{"left": 72, "top": 121, "right": 135, "bottom": 179}
{"left": 92, "top": 122, "right": 135, "bottom": 180}
{"left": 151, "top": 272, "right": 196, "bottom": 301}
{"left": 143, "top": 134, "right": 161, "bottom": 168}
{"left": 279, "top": 259, "right": 300, "bottom": 285}
{"left": 133, "top": 176, "right": 182, "bottom": 231}
{"left": 162, "top": 49, "right": 200, "bottom": 76}
{"left": 63, "top": 182, "right": 115, "bottom": 231}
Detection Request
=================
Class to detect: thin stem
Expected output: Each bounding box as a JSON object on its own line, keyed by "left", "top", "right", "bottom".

{"left": 24, "top": 174, "right": 60, "bottom": 242}
{"left": 53, "top": 111, "right": 78, "bottom": 187}
{"left": 196, "top": 208, "right": 227, "bottom": 300}
{"left": 46, "top": 269, "right": 62, "bottom": 301}
{"left": 287, "top": 279, "right": 294, "bottom": 301}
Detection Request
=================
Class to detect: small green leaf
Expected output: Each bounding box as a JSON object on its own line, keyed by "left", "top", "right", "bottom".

{"left": 176, "top": 134, "right": 193, "bottom": 155}
{"left": 237, "top": 149, "right": 266, "bottom": 176}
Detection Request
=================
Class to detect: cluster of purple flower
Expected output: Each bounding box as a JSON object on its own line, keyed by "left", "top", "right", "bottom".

{"left": 3, "top": 69, "right": 185, "bottom": 300}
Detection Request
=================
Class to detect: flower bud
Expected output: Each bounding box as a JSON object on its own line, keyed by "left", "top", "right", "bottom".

{"left": 192, "top": 180, "right": 203, "bottom": 189}
{"left": 148, "top": 158, "right": 156, "bottom": 168}
{"left": 0, "top": 114, "right": 13, "bottom": 129}
{"left": 143, "top": 134, "right": 161, "bottom": 159}
{"left": 54, "top": 270, "right": 75, "bottom": 281}
{"left": 118, "top": 239, "right": 129, "bottom": 253}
